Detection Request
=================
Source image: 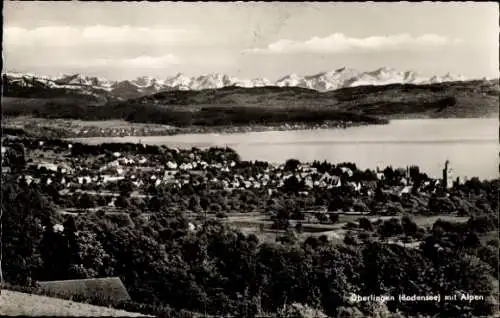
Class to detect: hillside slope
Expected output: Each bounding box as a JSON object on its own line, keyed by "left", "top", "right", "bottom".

{"left": 128, "top": 79, "right": 500, "bottom": 118}
{"left": 0, "top": 290, "right": 151, "bottom": 317}
{"left": 2, "top": 80, "right": 498, "bottom": 128}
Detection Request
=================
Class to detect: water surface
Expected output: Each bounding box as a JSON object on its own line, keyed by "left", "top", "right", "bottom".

{"left": 73, "top": 118, "right": 499, "bottom": 179}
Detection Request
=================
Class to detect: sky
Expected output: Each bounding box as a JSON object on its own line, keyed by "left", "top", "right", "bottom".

{"left": 3, "top": 2, "right": 499, "bottom": 81}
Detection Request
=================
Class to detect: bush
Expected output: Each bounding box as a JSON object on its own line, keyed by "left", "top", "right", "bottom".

{"left": 209, "top": 203, "right": 222, "bottom": 213}
{"left": 378, "top": 218, "right": 404, "bottom": 238}
{"left": 468, "top": 215, "right": 498, "bottom": 233}
{"left": 358, "top": 217, "right": 373, "bottom": 231}
{"left": 401, "top": 215, "right": 418, "bottom": 237}
{"left": 215, "top": 211, "right": 228, "bottom": 219}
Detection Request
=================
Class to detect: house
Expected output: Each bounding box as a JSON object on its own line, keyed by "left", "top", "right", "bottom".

{"left": 399, "top": 186, "right": 413, "bottom": 196}
{"left": 37, "top": 161, "right": 59, "bottom": 172}
{"left": 37, "top": 277, "right": 131, "bottom": 305}
{"left": 348, "top": 181, "right": 362, "bottom": 192}
{"left": 102, "top": 175, "right": 125, "bottom": 183}
{"left": 180, "top": 163, "right": 194, "bottom": 170}
{"left": 340, "top": 167, "right": 353, "bottom": 177}
{"left": 54, "top": 223, "right": 66, "bottom": 232}
{"left": 304, "top": 176, "right": 314, "bottom": 189}
{"left": 331, "top": 176, "right": 342, "bottom": 188}
{"left": 77, "top": 176, "right": 92, "bottom": 184}
{"left": 107, "top": 160, "right": 121, "bottom": 168}
{"left": 119, "top": 158, "right": 134, "bottom": 165}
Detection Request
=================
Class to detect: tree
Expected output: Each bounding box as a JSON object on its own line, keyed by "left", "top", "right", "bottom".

{"left": 378, "top": 218, "right": 404, "bottom": 238}
{"left": 40, "top": 220, "right": 67, "bottom": 280}
{"left": 401, "top": 215, "right": 418, "bottom": 238}
{"left": 295, "top": 222, "right": 303, "bottom": 233}
{"left": 2, "top": 179, "right": 55, "bottom": 284}
{"left": 276, "top": 229, "right": 298, "bottom": 245}
{"left": 200, "top": 197, "right": 210, "bottom": 211}
{"left": 189, "top": 196, "right": 202, "bottom": 213}
{"left": 216, "top": 211, "right": 228, "bottom": 219}
{"left": 343, "top": 232, "right": 359, "bottom": 245}
{"left": 329, "top": 213, "right": 339, "bottom": 224}
{"left": 284, "top": 175, "right": 304, "bottom": 193}
{"left": 78, "top": 193, "right": 97, "bottom": 211}
{"left": 316, "top": 212, "right": 328, "bottom": 224}
{"left": 67, "top": 231, "right": 113, "bottom": 279}
{"left": 272, "top": 209, "right": 290, "bottom": 230}
{"left": 284, "top": 159, "right": 301, "bottom": 171}
{"left": 209, "top": 203, "right": 222, "bottom": 213}
{"left": 383, "top": 166, "right": 395, "bottom": 183}
{"left": 358, "top": 217, "right": 373, "bottom": 231}
{"left": 467, "top": 215, "right": 497, "bottom": 234}
{"left": 428, "top": 195, "right": 456, "bottom": 214}
{"left": 115, "top": 195, "right": 131, "bottom": 209}
{"left": 374, "top": 183, "right": 386, "bottom": 202}
{"left": 118, "top": 179, "right": 134, "bottom": 197}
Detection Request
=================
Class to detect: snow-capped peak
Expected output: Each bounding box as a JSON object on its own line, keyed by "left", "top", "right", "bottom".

{"left": 3, "top": 68, "right": 477, "bottom": 99}
{"left": 276, "top": 73, "right": 304, "bottom": 87}
{"left": 132, "top": 76, "right": 165, "bottom": 89}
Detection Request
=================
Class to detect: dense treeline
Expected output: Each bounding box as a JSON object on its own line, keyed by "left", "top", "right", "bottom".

{"left": 3, "top": 99, "right": 387, "bottom": 127}
{"left": 124, "top": 105, "right": 387, "bottom": 126}
{"left": 2, "top": 173, "right": 498, "bottom": 317}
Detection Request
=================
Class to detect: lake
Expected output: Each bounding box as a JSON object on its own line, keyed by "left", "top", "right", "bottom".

{"left": 72, "top": 118, "right": 499, "bottom": 180}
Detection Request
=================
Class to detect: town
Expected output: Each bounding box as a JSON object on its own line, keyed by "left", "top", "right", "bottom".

{"left": 2, "top": 2, "right": 498, "bottom": 317}
{"left": 2, "top": 135, "right": 470, "bottom": 228}
{"left": 2, "top": 134, "right": 498, "bottom": 318}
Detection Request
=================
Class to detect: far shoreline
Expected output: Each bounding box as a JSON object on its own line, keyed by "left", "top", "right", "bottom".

{"left": 3, "top": 117, "right": 386, "bottom": 139}
{"left": 2, "top": 115, "right": 497, "bottom": 140}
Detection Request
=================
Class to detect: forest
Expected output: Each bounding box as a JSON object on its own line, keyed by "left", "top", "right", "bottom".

{"left": 2, "top": 167, "right": 498, "bottom": 317}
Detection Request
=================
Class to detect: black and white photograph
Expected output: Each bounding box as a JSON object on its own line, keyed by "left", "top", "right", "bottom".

{"left": 1, "top": 2, "right": 499, "bottom": 317}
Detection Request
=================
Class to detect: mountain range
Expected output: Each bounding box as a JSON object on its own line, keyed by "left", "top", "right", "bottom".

{"left": 3, "top": 67, "right": 476, "bottom": 100}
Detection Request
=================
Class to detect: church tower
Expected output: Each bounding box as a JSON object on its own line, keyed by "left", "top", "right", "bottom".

{"left": 442, "top": 160, "right": 453, "bottom": 190}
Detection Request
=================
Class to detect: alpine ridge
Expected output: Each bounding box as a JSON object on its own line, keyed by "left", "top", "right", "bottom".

{"left": 2, "top": 67, "right": 477, "bottom": 100}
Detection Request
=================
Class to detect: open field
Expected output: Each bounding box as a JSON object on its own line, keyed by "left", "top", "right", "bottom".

{"left": 3, "top": 116, "right": 179, "bottom": 139}
{"left": 0, "top": 290, "right": 151, "bottom": 317}
{"left": 224, "top": 213, "right": 471, "bottom": 243}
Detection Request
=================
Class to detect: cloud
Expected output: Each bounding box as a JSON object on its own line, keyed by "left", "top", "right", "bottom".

{"left": 27, "top": 54, "right": 181, "bottom": 69}
{"left": 3, "top": 25, "right": 195, "bottom": 47}
{"left": 244, "top": 33, "right": 462, "bottom": 54}
{"left": 96, "top": 55, "right": 181, "bottom": 68}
